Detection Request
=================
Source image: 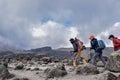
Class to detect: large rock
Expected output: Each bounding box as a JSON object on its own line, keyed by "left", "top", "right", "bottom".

{"left": 13, "top": 77, "right": 29, "bottom": 80}
{"left": 76, "top": 63, "right": 99, "bottom": 75}
{"left": 41, "top": 57, "right": 52, "bottom": 64}
{"left": 14, "top": 62, "right": 24, "bottom": 70}
{"left": 103, "top": 56, "right": 108, "bottom": 62}
{"left": 97, "top": 61, "right": 105, "bottom": 67}
{"left": 105, "top": 51, "right": 120, "bottom": 72}
{"left": 117, "top": 75, "right": 120, "bottom": 80}
{"left": 94, "top": 71, "right": 117, "bottom": 80}
{"left": 0, "top": 65, "right": 13, "bottom": 79}
{"left": 67, "top": 60, "right": 73, "bottom": 66}
{"left": 44, "top": 64, "right": 67, "bottom": 80}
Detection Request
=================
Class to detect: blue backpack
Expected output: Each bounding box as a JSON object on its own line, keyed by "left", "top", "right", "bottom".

{"left": 97, "top": 40, "right": 106, "bottom": 50}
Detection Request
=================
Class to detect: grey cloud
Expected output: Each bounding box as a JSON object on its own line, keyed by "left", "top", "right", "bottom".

{"left": 0, "top": 0, "right": 120, "bottom": 49}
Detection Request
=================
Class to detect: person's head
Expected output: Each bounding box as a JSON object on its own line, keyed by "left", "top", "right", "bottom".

{"left": 69, "top": 38, "right": 74, "bottom": 43}
{"left": 108, "top": 34, "right": 114, "bottom": 40}
{"left": 89, "top": 35, "right": 94, "bottom": 40}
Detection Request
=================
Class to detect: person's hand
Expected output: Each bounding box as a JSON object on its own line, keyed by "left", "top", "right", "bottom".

{"left": 82, "top": 45, "right": 86, "bottom": 50}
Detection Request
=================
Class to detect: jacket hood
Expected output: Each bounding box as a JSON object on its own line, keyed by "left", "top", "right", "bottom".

{"left": 114, "top": 37, "right": 118, "bottom": 39}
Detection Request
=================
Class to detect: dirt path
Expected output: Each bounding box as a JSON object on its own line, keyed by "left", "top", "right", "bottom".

{"left": 8, "top": 70, "right": 45, "bottom": 80}
{"left": 7, "top": 69, "right": 96, "bottom": 80}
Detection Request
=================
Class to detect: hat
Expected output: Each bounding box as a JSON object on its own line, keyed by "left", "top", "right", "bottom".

{"left": 108, "top": 34, "right": 114, "bottom": 39}
{"left": 69, "top": 38, "right": 74, "bottom": 41}
{"left": 89, "top": 35, "right": 94, "bottom": 39}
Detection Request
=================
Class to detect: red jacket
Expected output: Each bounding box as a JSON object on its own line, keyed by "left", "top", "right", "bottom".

{"left": 113, "top": 37, "right": 120, "bottom": 51}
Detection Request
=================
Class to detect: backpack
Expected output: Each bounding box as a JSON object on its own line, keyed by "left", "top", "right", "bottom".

{"left": 97, "top": 40, "right": 106, "bottom": 50}
{"left": 75, "top": 38, "right": 85, "bottom": 51}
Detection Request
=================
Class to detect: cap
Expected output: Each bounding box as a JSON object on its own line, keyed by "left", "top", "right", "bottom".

{"left": 89, "top": 35, "right": 94, "bottom": 39}
{"left": 69, "top": 38, "right": 74, "bottom": 41}
{"left": 108, "top": 34, "right": 114, "bottom": 39}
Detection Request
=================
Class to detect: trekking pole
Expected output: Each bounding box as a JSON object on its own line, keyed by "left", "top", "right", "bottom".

{"left": 87, "top": 51, "right": 90, "bottom": 62}
{"left": 69, "top": 51, "right": 74, "bottom": 59}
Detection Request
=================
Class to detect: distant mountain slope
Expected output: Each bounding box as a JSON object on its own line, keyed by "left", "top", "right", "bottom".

{"left": 0, "top": 45, "right": 114, "bottom": 58}
{"left": 25, "top": 47, "right": 70, "bottom": 58}
{"left": 25, "top": 47, "right": 114, "bottom": 58}
{"left": 0, "top": 41, "right": 22, "bottom": 52}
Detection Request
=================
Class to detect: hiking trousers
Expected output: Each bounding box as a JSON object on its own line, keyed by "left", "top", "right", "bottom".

{"left": 73, "top": 51, "right": 87, "bottom": 68}
{"left": 92, "top": 51, "right": 106, "bottom": 66}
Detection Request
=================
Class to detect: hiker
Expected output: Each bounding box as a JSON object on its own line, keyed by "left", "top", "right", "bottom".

{"left": 69, "top": 38, "right": 87, "bottom": 68}
{"left": 89, "top": 35, "right": 106, "bottom": 66}
{"left": 108, "top": 34, "right": 120, "bottom": 51}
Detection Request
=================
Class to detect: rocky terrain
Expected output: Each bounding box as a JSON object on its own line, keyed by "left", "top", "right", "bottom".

{"left": 0, "top": 47, "right": 119, "bottom": 80}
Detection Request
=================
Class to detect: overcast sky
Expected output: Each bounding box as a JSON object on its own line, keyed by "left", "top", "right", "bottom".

{"left": 0, "top": 0, "right": 120, "bottom": 49}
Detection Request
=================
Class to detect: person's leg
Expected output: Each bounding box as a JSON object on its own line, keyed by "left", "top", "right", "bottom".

{"left": 73, "top": 52, "right": 78, "bottom": 68}
{"left": 92, "top": 52, "right": 99, "bottom": 65}
{"left": 75, "top": 51, "right": 83, "bottom": 66}
{"left": 82, "top": 58, "right": 87, "bottom": 64}
{"left": 98, "top": 52, "right": 106, "bottom": 65}
{"left": 78, "top": 51, "right": 87, "bottom": 64}
{"left": 88, "top": 49, "right": 95, "bottom": 63}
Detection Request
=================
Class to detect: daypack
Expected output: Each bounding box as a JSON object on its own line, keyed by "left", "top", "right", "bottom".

{"left": 97, "top": 40, "right": 106, "bottom": 50}
{"left": 75, "top": 38, "right": 85, "bottom": 51}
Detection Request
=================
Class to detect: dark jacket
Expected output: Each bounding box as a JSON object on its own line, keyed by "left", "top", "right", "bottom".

{"left": 90, "top": 38, "right": 102, "bottom": 53}
{"left": 72, "top": 41, "right": 78, "bottom": 53}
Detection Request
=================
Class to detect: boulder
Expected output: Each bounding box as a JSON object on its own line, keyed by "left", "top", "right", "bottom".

{"left": 25, "top": 68, "right": 31, "bottom": 71}
{"left": 44, "top": 68, "right": 51, "bottom": 74}
{"left": 2, "top": 62, "right": 8, "bottom": 68}
{"left": 67, "top": 60, "right": 73, "bottom": 66}
{"left": 117, "top": 75, "right": 120, "bottom": 80}
{"left": 52, "top": 58, "right": 60, "bottom": 63}
{"left": 105, "top": 51, "right": 120, "bottom": 72}
{"left": 56, "top": 63, "right": 66, "bottom": 70}
{"left": 97, "top": 67, "right": 105, "bottom": 73}
{"left": 97, "top": 61, "right": 105, "bottom": 67}
{"left": 45, "top": 68, "right": 67, "bottom": 80}
{"left": 103, "top": 56, "right": 108, "bottom": 61}
{"left": 0, "top": 65, "right": 14, "bottom": 79}
{"left": 31, "top": 67, "right": 40, "bottom": 71}
{"left": 14, "top": 62, "right": 24, "bottom": 70}
{"left": 44, "top": 64, "right": 67, "bottom": 80}
{"left": 47, "top": 63, "right": 55, "bottom": 67}
{"left": 61, "top": 59, "right": 69, "bottom": 63}
{"left": 13, "top": 78, "right": 29, "bottom": 80}
{"left": 76, "top": 63, "right": 99, "bottom": 75}
{"left": 94, "top": 71, "right": 117, "bottom": 80}
{"left": 41, "top": 57, "right": 52, "bottom": 64}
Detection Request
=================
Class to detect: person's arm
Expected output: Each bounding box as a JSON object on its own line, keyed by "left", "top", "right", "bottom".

{"left": 72, "top": 43, "right": 78, "bottom": 52}
{"left": 73, "top": 44, "right": 78, "bottom": 52}
{"left": 90, "top": 39, "right": 98, "bottom": 50}
{"left": 90, "top": 41, "right": 93, "bottom": 50}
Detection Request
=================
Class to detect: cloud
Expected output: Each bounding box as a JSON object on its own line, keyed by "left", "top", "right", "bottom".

{"left": 32, "top": 28, "right": 47, "bottom": 37}
{"left": 95, "top": 22, "right": 120, "bottom": 47}
{"left": 1, "top": 0, "right": 120, "bottom": 49}
{"left": 30, "top": 21, "right": 79, "bottom": 48}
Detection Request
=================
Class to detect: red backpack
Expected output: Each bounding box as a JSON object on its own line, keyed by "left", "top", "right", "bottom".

{"left": 75, "top": 38, "right": 84, "bottom": 51}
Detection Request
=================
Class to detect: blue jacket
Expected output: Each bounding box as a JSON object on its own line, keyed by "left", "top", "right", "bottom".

{"left": 90, "top": 38, "right": 102, "bottom": 53}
